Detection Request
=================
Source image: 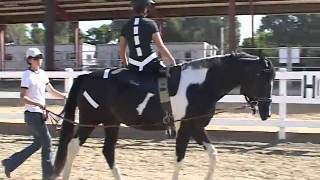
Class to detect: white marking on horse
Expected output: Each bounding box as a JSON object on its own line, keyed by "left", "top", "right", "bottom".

{"left": 203, "top": 142, "right": 218, "bottom": 180}
{"left": 111, "top": 165, "right": 122, "bottom": 180}
{"left": 103, "top": 69, "right": 111, "bottom": 78}
{"left": 111, "top": 68, "right": 125, "bottom": 75}
{"left": 172, "top": 160, "right": 183, "bottom": 180}
{"left": 171, "top": 66, "right": 209, "bottom": 124}
{"left": 83, "top": 91, "right": 99, "bottom": 109}
{"left": 136, "top": 93, "right": 154, "bottom": 115}
{"left": 62, "top": 138, "right": 81, "bottom": 180}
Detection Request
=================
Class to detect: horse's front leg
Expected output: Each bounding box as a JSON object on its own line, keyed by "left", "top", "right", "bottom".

{"left": 61, "top": 126, "right": 95, "bottom": 180}
{"left": 193, "top": 128, "right": 218, "bottom": 180}
{"left": 203, "top": 141, "right": 218, "bottom": 180}
{"left": 172, "top": 126, "right": 191, "bottom": 180}
{"left": 102, "top": 127, "right": 121, "bottom": 180}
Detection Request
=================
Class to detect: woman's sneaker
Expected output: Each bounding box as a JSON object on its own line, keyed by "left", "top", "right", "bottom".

{"left": 1, "top": 159, "right": 11, "bottom": 178}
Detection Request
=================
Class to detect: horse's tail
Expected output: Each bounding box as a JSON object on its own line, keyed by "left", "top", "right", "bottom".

{"left": 54, "top": 75, "right": 84, "bottom": 176}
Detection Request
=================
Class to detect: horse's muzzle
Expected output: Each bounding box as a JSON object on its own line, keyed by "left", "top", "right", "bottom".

{"left": 258, "top": 98, "right": 272, "bottom": 121}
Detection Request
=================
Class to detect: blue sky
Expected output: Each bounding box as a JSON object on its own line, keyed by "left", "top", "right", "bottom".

{"left": 79, "top": 15, "right": 263, "bottom": 43}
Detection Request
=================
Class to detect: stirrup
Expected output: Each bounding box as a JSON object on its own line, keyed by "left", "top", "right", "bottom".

{"left": 166, "top": 127, "right": 176, "bottom": 139}
{"left": 163, "top": 112, "right": 176, "bottom": 139}
{"left": 162, "top": 111, "right": 173, "bottom": 124}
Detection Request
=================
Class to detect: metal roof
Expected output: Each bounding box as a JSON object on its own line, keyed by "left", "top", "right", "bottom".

{"left": 0, "top": 0, "right": 320, "bottom": 24}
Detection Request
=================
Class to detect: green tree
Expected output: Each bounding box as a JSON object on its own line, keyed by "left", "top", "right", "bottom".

{"left": 242, "top": 31, "right": 274, "bottom": 48}
{"left": 28, "top": 22, "right": 84, "bottom": 44}
{"left": 55, "top": 22, "right": 73, "bottom": 44}
{"left": 258, "top": 14, "right": 320, "bottom": 46}
{"left": 110, "top": 17, "right": 240, "bottom": 49}
{"left": 85, "top": 24, "right": 116, "bottom": 44}
{"left": 110, "top": 20, "right": 127, "bottom": 40}
{"left": 162, "top": 17, "right": 240, "bottom": 49}
{"left": 241, "top": 32, "right": 278, "bottom": 61}
{"left": 30, "top": 23, "right": 45, "bottom": 44}
{"left": 5, "top": 24, "right": 31, "bottom": 44}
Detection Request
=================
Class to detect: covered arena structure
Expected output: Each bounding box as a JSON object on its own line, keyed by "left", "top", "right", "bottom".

{"left": 0, "top": 0, "right": 320, "bottom": 70}
{"left": 0, "top": 2, "right": 320, "bottom": 179}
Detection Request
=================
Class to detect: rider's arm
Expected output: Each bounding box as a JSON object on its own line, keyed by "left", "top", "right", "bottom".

{"left": 119, "top": 36, "right": 128, "bottom": 66}
{"left": 152, "top": 32, "right": 176, "bottom": 66}
{"left": 46, "top": 83, "right": 66, "bottom": 99}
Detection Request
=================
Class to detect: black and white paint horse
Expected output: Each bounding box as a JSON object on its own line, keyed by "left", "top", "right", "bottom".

{"left": 52, "top": 53, "right": 275, "bottom": 180}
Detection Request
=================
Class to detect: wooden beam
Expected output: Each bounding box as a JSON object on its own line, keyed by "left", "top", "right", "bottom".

{"left": 1, "top": 0, "right": 320, "bottom": 24}
{"left": 44, "top": 0, "right": 56, "bottom": 70}
{"left": 228, "top": 0, "right": 236, "bottom": 52}
{"left": 72, "top": 22, "right": 81, "bottom": 69}
{"left": 0, "top": 25, "right": 5, "bottom": 71}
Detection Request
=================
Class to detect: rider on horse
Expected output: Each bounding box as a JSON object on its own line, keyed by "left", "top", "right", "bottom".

{"left": 119, "top": 0, "right": 176, "bottom": 71}
{"left": 119, "top": 0, "right": 177, "bottom": 137}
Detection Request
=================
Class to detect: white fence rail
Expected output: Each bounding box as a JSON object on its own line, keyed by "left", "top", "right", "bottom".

{"left": 1, "top": 68, "right": 320, "bottom": 140}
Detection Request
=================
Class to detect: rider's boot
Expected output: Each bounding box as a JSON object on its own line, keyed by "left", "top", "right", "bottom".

{"left": 157, "top": 68, "right": 177, "bottom": 139}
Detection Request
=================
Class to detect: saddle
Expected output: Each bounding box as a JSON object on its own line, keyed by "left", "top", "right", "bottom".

{"left": 90, "top": 66, "right": 181, "bottom": 96}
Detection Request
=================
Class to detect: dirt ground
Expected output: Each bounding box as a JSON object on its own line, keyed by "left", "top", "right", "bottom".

{"left": 0, "top": 105, "right": 319, "bottom": 180}
{"left": 0, "top": 135, "right": 319, "bottom": 180}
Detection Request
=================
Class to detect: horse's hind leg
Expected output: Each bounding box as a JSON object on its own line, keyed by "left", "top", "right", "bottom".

{"left": 102, "top": 126, "right": 121, "bottom": 180}
{"left": 62, "top": 126, "right": 95, "bottom": 180}
{"left": 172, "top": 126, "right": 191, "bottom": 180}
{"left": 192, "top": 128, "right": 218, "bottom": 180}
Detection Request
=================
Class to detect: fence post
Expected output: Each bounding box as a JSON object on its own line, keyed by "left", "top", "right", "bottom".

{"left": 278, "top": 68, "right": 287, "bottom": 140}
{"left": 64, "top": 68, "right": 74, "bottom": 93}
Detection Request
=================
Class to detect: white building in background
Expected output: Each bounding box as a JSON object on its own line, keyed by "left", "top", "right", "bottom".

{"left": 97, "top": 42, "right": 218, "bottom": 67}
{"left": 3, "top": 42, "right": 217, "bottom": 70}
{"left": 4, "top": 43, "right": 96, "bottom": 70}
{"left": 96, "top": 43, "right": 120, "bottom": 68}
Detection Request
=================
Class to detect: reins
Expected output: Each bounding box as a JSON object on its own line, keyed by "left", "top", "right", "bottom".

{"left": 45, "top": 102, "right": 253, "bottom": 131}
{"left": 45, "top": 108, "right": 214, "bottom": 129}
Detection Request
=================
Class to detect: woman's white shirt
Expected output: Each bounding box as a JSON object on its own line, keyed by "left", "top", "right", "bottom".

{"left": 21, "top": 69, "right": 49, "bottom": 113}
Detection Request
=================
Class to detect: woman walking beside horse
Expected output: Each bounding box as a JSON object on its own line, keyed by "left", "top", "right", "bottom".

{"left": 2, "top": 48, "right": 66, "bottom": 179}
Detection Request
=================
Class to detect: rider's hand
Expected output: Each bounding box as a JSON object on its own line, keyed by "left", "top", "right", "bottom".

{"left": 120, "top": 61, "right": 128, "bottom": 68}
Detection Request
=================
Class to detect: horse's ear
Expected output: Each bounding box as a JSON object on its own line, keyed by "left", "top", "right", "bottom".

{"left": 259, "top": 56, "right": 269, "bottom": 68}
{"left": 257, "top": 49, "right": 266, "bottom": 61}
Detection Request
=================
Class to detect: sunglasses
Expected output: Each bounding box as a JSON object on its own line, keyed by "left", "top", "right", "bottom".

{"left": 30, "top": 54, "right": 43, "bottom": 60}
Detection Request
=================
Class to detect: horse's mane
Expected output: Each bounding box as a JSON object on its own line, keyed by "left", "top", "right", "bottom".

{"left": 179, "top": 55, "right": 223, "bottom": 70}
{"left": 179, "top": 52, "right": 260, "bottom": 70}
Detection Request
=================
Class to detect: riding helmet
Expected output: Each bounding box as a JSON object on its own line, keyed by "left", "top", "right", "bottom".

{"left": 131, "top": 0, "right": 155, "bottom": 10}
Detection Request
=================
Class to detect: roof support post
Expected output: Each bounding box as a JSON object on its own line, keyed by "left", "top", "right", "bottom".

{"left": 228, "top": 0, "right": 236, "bottom": 53}
{"left": 72, "top": 22, "right": 81, "bottom": 70}
{"left": 44, "top": 0, "right": 56, "bottom": 70}
{"left": 250, "top": 0, "right": 255, "bottom": 47}
{"left": 0, "top": 25, "right": 5, "bottom": 71}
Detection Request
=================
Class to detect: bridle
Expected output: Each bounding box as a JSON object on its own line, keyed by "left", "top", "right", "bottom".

{"left": 242, "top": 60, "right": 273, "bottom": 115}
{"left": 244, "top": 96, "right": 272, "bottom": 115}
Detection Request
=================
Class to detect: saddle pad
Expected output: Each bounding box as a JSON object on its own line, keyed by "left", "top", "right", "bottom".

{"left": 89, "top": 66, "right": 181, "bottom": 96}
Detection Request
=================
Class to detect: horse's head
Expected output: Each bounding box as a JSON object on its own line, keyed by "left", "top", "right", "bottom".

{"left": 238, "top": 53, "right": 275, "bottom": 120}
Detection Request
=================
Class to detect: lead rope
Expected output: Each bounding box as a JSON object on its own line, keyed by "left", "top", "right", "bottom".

{"left": 45, "top": 109, "right": 213, "bottom": 129}
{"left": 45, "top": 101, "right": 254, "bottom": 132}
{"left": 46, "top": 108, "right": 251, "bottom": 132}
